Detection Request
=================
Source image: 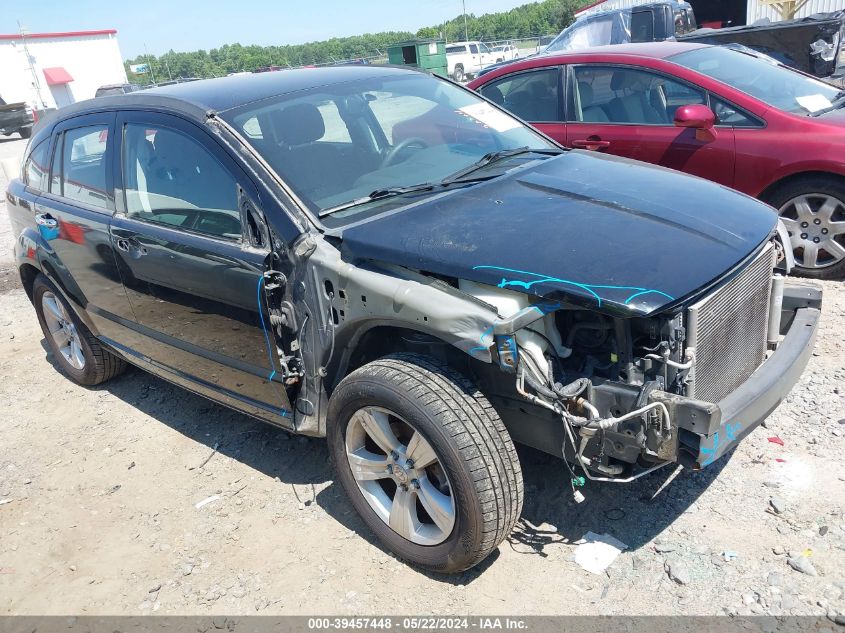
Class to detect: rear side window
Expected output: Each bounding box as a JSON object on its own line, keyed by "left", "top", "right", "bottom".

{"left": 480, "top": 68, "right": 561, "bottom": 122}
{"left": 24, "top": 140, "right": 50, "bottom": 191}
{"left": 122, "top": 123, "right": 241, "bottom": 240}
{"left": 56, "top": 126, "right": 110, "bottom": 210}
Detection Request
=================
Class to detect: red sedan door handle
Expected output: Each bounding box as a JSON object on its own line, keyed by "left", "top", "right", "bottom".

{"left": 571, "top": 138, "right": 611, "bottom": 151}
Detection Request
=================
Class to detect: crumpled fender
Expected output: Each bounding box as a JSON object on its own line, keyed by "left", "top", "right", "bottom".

{"left": 309, "top": 241, "right": 501, "bottom": 378}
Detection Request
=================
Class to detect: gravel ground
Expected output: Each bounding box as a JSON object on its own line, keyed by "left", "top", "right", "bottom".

{"left": 0, "top": 136, "right": 843, "bottom": 617}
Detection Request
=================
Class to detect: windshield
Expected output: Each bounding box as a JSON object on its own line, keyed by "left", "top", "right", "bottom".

{"left": 545, "top": 12, "right": 632, "bottom": 53}
{"left": 224, "top": 72, "right": 555, "bottom": 224}
{"left": 670, "top": 46, "right": 841, "bottom": 115}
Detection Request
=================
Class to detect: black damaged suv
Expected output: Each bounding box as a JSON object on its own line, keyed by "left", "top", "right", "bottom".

{"left": 7, "top": 66, "right": 821, "bottom": 572}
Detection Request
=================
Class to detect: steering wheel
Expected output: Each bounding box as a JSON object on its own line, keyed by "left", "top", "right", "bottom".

{"left": 382, "top": 137, "right": 429, "bottom": 168}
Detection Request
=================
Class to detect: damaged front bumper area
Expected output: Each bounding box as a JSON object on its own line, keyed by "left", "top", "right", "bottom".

{"left": 490, "top": 276, "right": 821, "bottom": 481}
{"left": 671, "top": 284, "right": 821, "bottom": 469}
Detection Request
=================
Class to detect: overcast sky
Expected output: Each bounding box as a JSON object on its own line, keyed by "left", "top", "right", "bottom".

{"left": 3, "top": 0, "right": 536, "bottom": 59}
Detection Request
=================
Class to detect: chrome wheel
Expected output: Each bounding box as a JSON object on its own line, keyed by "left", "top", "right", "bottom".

{"left": 41, "top": 291, "right": 85, "bottom": 370}
{"left": 778, "top": 193, "right": 845, "bottom": 269}
{"left": 345, "top": 406, "right": 455, "bottom": 546}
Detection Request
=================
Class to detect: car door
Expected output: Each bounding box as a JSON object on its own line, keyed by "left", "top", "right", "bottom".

{"left": 476, "top": 66, "right": 566, "bottom": 142}
{"left": 564, "top": 64, "right": 737, "bottom": 188}
{"left": 109, "top": 110, "right": 293, "bottom": 423}
{"left": 36, "top": 112, "right": 138, "bottom": 343}
{"left": 708, "top": 94, "right": 769, "bottom": 198}
{"left": 468, "top": 43, "right": 482, "bottom": 74}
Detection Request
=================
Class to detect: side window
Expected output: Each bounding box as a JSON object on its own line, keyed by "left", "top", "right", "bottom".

{"left": 316, "top": 100, "right": 353, "bottom": 143}
{"left": 368, "top": 94, "right": 437, "bottom": 143}
{"left": 24, "top": 139, "right": 50, "bottom": 191}
{"left": 122, "top": 123, "right": 241, "bottom": 240}
{"left": 675, "top": 9, "right": 696, "bottom": 35}
{"left": 572, "top": 66, "right": 705, "bottom": 125}
{"left": 711, "top": 96, "right": 762, "bottom": 128}
{"left": 469, "top": 44, "right": 479, "bottom": 54}
{"left": 59, "top": 126, "right": 110, "bottom": 209}
{"left": 480, "top": 68, "right": 561, "bottom": 122}
{"left": 237, "top": 100, "right": 351, "bottom": 143}
{"left": 631, "top": 10, "right": 655, "bottom": 42}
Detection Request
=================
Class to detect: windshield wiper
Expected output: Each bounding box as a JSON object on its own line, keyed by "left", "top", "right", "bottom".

{"left": 319, "top": 148, "right": 563, "bottom": 217}
{"left": 319, "top": 183, "right": 435, "bottom": 217}
{"left": 440, "top": 147, "right": 562, "bottom": 185}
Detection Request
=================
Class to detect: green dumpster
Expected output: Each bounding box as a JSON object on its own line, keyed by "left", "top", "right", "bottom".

{"left": 386, "top": 40, "right": 447, "bottom": 78}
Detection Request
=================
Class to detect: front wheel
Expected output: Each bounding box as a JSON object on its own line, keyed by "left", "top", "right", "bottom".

{"left": 19, "top": 127, "right": 32, "bottom": 139}
{"left": 327, "top": 353, "right": 523, "bottom": 573}
{"left": 767, "top": 177, "right": 845, "bottom": 279}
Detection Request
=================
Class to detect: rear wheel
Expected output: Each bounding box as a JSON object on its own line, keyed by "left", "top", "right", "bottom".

{"left": 766, "top": 177, "right": 845, "bottom": 279}
{"left": 453, "top": 65, "right": 465, "bottom": 83}
{"left": 32, "top": 274, "right": 126, "bottom": 385}
{"left": 327, "top": 353, "right": 523, "bottom": 573}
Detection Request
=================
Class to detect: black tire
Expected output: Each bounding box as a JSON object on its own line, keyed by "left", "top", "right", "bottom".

{"left": 32, "top": 274, "right": 126, "bottom": 385}
{"left": 453, "top": 65, "right": 465, "bottom": 83}
{"left": 764, "top": 176, "right": 845, "bottom": 280}
{"left": 19, "top": 127, "right": 32, "bottom": 139}
{"left": 327, "top": 353, "right": 523, "bottom": 573}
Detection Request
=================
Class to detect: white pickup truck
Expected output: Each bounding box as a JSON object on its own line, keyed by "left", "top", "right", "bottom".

{"left": 445, "top": 41, "right": 496, "bottom": 82}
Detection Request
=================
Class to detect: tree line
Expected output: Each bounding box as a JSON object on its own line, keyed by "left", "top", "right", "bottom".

{"left": 125, "top": 0, "right": 586, "bottom": 83}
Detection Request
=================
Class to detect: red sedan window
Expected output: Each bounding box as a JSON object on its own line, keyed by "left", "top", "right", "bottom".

{"left": 571, "top": 66, "right": 705, "bottom": 125}
{"left": 478, "top": 68, "right": 561, "bottom": 122}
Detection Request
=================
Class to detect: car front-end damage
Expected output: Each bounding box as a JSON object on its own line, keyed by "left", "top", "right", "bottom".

{"left": 461, "top": 238, "right": 821, "bottom": 484}
{"left": 321, "top": 164, "right": 823, "bottom": 489}
{"left": 300, "top": 230, "right": 820, "bottom": 489}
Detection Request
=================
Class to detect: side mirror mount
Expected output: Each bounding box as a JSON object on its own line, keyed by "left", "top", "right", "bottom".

{"left": 674, "top": 104, "right": 717, "bottom": 141}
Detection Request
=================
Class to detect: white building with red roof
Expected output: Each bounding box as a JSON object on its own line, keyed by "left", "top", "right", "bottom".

{"left": 0, "top": 29, "right": 127, "bottom": 111}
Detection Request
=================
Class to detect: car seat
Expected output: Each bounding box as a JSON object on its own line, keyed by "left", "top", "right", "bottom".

{"left": 607, "top": 71, "right": 667, "bottom": 124}
{"left": 577, "top": 82, "right": 609, "bottom": 123}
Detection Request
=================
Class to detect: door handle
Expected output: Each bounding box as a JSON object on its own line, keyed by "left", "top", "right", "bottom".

{"left": 34, "top": 213, "right": 58, "bottom": 229}
{"left": 115, "top": 237, "right": 148, "bottom": 257}
{"left": 571, "top": 139, "right": 611, "bottom": 151}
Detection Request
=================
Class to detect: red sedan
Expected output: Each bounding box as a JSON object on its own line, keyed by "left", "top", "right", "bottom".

{"left": 469, "top": 42, "right": 845, "bottom": 279}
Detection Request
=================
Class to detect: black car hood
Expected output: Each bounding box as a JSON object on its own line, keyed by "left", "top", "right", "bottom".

{"left": 339, "top": 151, "right": 777, "bottom": 317}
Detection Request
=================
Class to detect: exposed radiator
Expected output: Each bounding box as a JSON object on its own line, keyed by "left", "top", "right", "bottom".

{"left": 686, "top": 243, "right": 775, "bottom": 403}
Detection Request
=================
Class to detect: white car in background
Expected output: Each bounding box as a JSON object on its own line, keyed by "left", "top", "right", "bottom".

{"left": 445, "top": 41, "right": 496, "bottom": 82}
{"left": 489, "top": 44, "right": 520, "bottom": 62}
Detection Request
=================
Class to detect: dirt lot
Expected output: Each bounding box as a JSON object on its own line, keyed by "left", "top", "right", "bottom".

{"left": 0, "top": 135, "right": 843, "bottom": 617}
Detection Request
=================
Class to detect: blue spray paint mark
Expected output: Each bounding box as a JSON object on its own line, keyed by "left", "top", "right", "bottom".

{"left": 256, "top": 275, "right": 293, "bottom": 419}
{"left": 472, "top": 265, "right": 674, "bottom": 308}
{"left": 470, "top": 325, "right": 494, "bottom": 355}
{"left": 700, "top": 421, "right": 742, "bottom": 466}
{"left": 699, "top": 432, "right": 720, "bottom": 467}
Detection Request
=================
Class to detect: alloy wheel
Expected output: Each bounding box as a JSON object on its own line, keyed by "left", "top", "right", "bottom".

{"left": 41, "top": 291, "right": 85, "bottom": 370}
{"left": 778, "top": 193, "right": 845, "bottom": 269}
{"left": 344, "top": 406, "right": 455, "bottom": 546}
